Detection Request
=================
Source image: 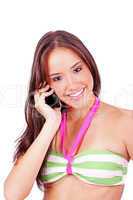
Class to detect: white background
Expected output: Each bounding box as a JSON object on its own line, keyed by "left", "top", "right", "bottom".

{"left": 0, "top": 0, "right": 133, "bottom": 199}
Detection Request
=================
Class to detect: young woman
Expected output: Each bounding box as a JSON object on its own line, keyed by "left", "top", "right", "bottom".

{"left": 4, "top": 30, "right": 133, "bottom": 200}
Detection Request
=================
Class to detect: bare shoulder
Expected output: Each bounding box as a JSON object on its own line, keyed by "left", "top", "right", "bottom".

{"left": 100, "top": 100, "right": 133, "bottom": 124}
{"left": 99, "top": 100, "right": 133, "bottom": 136}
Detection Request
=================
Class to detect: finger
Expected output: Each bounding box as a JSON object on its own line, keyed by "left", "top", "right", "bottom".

{"left": 39, "top": 81, "right": 47, "bottom": 88}
{"left": 40, "top": 88, "right": 54, "bottom": 97}
{"left": 34, "top": 90, "right": 40, "bottom": 104}
{"left": 39, "top": 85, "right": 50, "bottom": 92}
{"left": 42, "top": 81, "right": 47, "bottom": 86}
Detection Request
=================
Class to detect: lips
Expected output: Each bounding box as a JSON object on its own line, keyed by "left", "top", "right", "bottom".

{"left": 67, "top": 87, "right": 85, "bottom": 99}
{"left": 69, "top": 88, "right": 84, "bottom": 96}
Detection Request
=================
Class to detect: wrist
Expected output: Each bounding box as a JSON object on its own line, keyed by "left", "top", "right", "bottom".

{"left": 44, "top": 119, "right": 59, "bottom": 131}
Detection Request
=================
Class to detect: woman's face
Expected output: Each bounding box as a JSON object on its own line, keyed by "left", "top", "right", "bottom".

{"left": 46, "top": 47, "right": 94, "bottom": 109}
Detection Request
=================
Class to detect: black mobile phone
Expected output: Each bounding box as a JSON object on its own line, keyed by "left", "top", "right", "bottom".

{"left": 45, "top": 88, "right": 68, "bottom": 111}
{"left": 45, "top": 90, "right": 60, "bottom": 108}
{"left": 29, "top": 87, "right": 60, "bottom": 109}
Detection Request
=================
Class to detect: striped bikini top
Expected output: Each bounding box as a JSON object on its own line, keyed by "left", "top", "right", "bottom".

{"left": 40, "top": 97, "right": 129, "bottom": 186}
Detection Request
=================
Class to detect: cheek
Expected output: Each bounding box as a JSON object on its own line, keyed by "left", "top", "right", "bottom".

{"left": 83, "top": 71, "right": 94, "bottom": 87}
{"left": 88, "top": 74, "right": 94, "bottom": 86}
{"left": 50, "top": 83, "right": 64, "bottom": 96}
{"left": 57, "top": 87, "right": 65, "bottom": 97}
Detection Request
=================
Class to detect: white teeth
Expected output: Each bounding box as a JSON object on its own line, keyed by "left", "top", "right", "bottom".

{"left": 69, "top": 88, "right": 84, "bottom": 97}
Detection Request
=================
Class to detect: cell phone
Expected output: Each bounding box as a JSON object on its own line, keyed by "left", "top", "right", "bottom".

{"left": 45, "top": 90, "right": 61, "bottom": 108}
{"left": 29, "top": 87, "right": 60, "bottom": 109}
{"left": 45, "top": 88, "right": 68, "bottom": 111}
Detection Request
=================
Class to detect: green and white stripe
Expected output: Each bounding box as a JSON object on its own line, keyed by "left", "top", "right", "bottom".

{"left": 40, "top": 149, "right": 128, "bottom": 186}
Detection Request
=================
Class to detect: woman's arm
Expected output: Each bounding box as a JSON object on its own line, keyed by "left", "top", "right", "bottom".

{"left": 4, "top": 120, "right": 58, "bottom": 200}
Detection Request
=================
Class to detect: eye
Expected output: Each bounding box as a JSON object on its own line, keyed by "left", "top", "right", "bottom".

{"left": 52, "top": 76, "right": 62, "bottom": 82}
{"left": 52, "top": 67, "right": 82, "bottom": 82}
{"left": 73, "top": 66, "right": 82, "bottom": 73}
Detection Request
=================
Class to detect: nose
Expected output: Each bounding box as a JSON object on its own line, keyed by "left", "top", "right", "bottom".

{"left": 65, "top": 75, "right": 79, "bottom": 91}
{"left": 66, "top": 74, "right": 76, "bottom": 85}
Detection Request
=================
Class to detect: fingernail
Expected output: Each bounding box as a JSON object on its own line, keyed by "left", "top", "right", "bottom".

{"left": 39, "top": 82, "right": 42, "bottom": 87}
{"left": 43, "top": 81, "right": 47, "bottom": 85}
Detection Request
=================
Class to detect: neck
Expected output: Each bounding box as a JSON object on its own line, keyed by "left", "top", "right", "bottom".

{"left": 67, "top": 94, "right": 97, "bottom": 122}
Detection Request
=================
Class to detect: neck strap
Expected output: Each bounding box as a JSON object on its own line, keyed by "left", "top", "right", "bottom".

{"left": 60, "top": 96, "right": 100, "bottom": 159}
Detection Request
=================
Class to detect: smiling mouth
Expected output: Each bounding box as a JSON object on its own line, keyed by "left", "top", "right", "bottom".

{"left": 68, "top": 87, "right": 85, "bottom": 99}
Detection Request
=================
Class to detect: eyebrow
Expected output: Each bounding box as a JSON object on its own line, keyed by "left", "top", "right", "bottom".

{"left": 49, "top": 60, "right": 82, "bottom": 77}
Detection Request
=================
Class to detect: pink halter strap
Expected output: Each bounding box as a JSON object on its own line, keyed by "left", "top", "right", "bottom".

{"left": 59, "top": 96, "right": 100, "bottom": 174}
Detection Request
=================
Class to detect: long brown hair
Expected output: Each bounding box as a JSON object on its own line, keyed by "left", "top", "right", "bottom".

{"left": 13, "top": 30, "right": 101, "bottom": 191}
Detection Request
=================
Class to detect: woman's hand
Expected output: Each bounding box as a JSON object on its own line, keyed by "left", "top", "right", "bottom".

{"left": 34, "top": 81, "right": 62, "bottom": 127}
